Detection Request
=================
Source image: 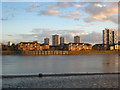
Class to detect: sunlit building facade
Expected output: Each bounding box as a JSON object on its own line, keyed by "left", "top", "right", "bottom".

{"left": 103, "top": 28, "right": 117, "bottom": 45}
{"left": 67, "top": 43, "right": 92, "bottom": 51}
{"left": 44, "top": 38, "right": 50, "bottom": 45}
{"left": 60, "top": 37, "right": 66, "bottom": 45}
{"left": 52, "top": 34, "right": 60, "bottom": 46}
{"left": 74, "top": 36, "right": 80, "bottom": 43}
{"left": 17, "top": 41, "right": 50, "bottom": 51}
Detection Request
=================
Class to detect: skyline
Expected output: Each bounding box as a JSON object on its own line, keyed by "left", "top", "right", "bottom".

{"left": 4, "top": 29, "right": 118, "bottom": 46}
{"left": 1, "top": 2, "right": 119, "bottom": 44}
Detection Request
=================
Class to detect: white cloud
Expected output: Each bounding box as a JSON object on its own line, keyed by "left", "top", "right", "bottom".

{"left": 94, "top": 4, "right": 106, "bottom": 8}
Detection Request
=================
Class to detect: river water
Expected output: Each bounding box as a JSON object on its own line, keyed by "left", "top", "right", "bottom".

{"left": 1, "top": 55, "right": 119, "bottom": 75}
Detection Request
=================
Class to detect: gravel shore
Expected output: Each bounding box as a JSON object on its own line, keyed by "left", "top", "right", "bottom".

{"left": 2, "top": 74, "right": 119, "bottom": 88}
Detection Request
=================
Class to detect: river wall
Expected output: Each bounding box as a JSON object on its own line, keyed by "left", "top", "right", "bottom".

{"left": 1, "top": 50, "right": 118, "bottom": 55}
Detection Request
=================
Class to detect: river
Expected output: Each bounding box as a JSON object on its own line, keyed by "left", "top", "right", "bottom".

{"left": 1, "top": 54, "right": 119, "bottom": 75}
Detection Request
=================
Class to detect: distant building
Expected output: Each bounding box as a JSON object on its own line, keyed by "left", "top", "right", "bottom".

{"left": 106, "top": 41, "right": 120, "bottom": 50}
{"left": 0, "top": 43, "right": 2, "bottom": 50}
{"left": 49, "top": 43, "right": 92, "bottom": 51}
{"left": 33, "top": 41, "right": 40, "bottom": 44}
{"left": 52, "top": 34, "right": 60, "bottom": 46}
{"left": 119, "top": 41, "right": 120, "bottom": 50}
{"left": 103, "top": 28, "right": 117, "bottom": 46}
{"left": 41, "top": 43, "right": 50, "bottom": 50}
{"left": 68, "top": 43, "right": 92, "bottom": 51}
{"left": 74, "top": 36, "right": 80, "bottom": 43}
{"left": 17, "top": 41, "right": 49, "bottom": 51}
{"left": 92, "top": 44, "right": 107, "bottom": 50}
{"left": 109, "top": 43, "right": 120, "bottom": 50}
{"left": 60, "top": 37, "right": 66, "bottom": 45}
{"left": 8, "top": 41, "right": 13, "bottom": 46}
{"left": 50, "top": 46, "right": 60, "bottom": 51}
{"left": 44, "top": 38, "right": 50, "bottom": 45}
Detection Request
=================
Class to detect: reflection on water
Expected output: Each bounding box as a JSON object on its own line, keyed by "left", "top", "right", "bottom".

{"left": 1, "top": 55, "right": 119, "bottom": 75}
{"left": 102, "top": 55, "right": 119, "bottom": 72}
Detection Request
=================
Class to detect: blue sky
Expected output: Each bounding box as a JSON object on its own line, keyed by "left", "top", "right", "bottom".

{"left": 1, "top": 2, "right": 118, "bottom": 44}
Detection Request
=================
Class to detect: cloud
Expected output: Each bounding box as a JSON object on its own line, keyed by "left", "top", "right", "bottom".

{"left": 29, "top": 4, "right": 41, "bottom": 8}
{"left": 38, "top": 9, "right": 83, "bottom": 20}
{"left": 38, "top": 10, "right": 61, "bottom": 16}
{"left": 82, "top": 2, "right": 119, "bottom": 24}
{"left": 85, "top": 3, "right": 118, "bottom": 18}
{"left": 60, "top": 11, "right": 82, "bottom": 20}
{"left": 85, "top": 2, "right": 118, "bottom": 19}
{"left": 31, "top": 28, "right": 51, "bottom": 33}
{"left": 46, "top": 3, "right": 84, "bottom": 10}
{"left": 102, "top": 15, "right": 118, "bottom": 24}
{"left": 83, "top": 14, "right": 118, "bottom": 24}
{"left": 83, "top": 2, "right": 119, "bottom": 24}
{"left": 81, "top": 32, "right": 102, "bottom": 44}
{"left": 57, "top": 2, "right": 73, "bottom": 8}
{"left": 18, "top": 28, "right": 102, "bottom": 44}
{"left": 37, "top": 2, "right": 118, "bottom": 22}
{"left": 83, "top": 17, "right": 101, "bottom": 23}
{"left": 26, "top": 4, "right": 41, "bottom": 12}
{"left": 74, "top": 4, "right": 84, "bottom": 8}
{"left": 94, "top": 4, "right": 106, "bottom": 8}
{"left": 46, "top": 5, "right": 58, "bottom": 10}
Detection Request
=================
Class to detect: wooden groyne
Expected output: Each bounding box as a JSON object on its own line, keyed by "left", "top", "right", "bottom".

{"left": 1, "top": 50, "right": 118, "bottom": 55}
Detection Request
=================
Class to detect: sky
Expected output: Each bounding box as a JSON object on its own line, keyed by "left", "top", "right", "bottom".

{"left": 1, "top": 2, "right": 119, "bottom": 45}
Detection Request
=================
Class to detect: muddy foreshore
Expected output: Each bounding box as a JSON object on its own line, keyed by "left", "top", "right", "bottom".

{"left": 2, "top": 74, "right": 119, "bottom": 88}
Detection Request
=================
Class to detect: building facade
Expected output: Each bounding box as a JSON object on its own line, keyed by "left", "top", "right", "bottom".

{"left": 92, "top": 44, "right": 107, "bottom": 50}
{"left": 74, "top": 36, "right": 80, "bottom": 43}
{"left": 60, "top": 37, "right": 66, "bottom": 45}
{"left": 112, "top": 31, "right": 117, "bottom": 45}
{"left": 52, "top": 34, "right": 60, "bottom": 46}
{"left": 68, "top": 43, "right": 92, "bottom": 51}
{"left": 17, "top": 41, "right": 50, "bottom": 51}
{"left": 103, "top": 28, "right": 117, "bottom": 46}
{"left": 44, "top": 38, "right": 50, "bottom": 45}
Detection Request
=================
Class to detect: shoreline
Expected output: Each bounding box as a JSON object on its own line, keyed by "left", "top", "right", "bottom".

{"left": 2, "top": 74, "right": 119, "bottom": 88}
{"left": 1, "top": 50, "right": 118, "bottom": 55}
{"left": 2, "top": 72, "right": 120, "bottom": 78}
